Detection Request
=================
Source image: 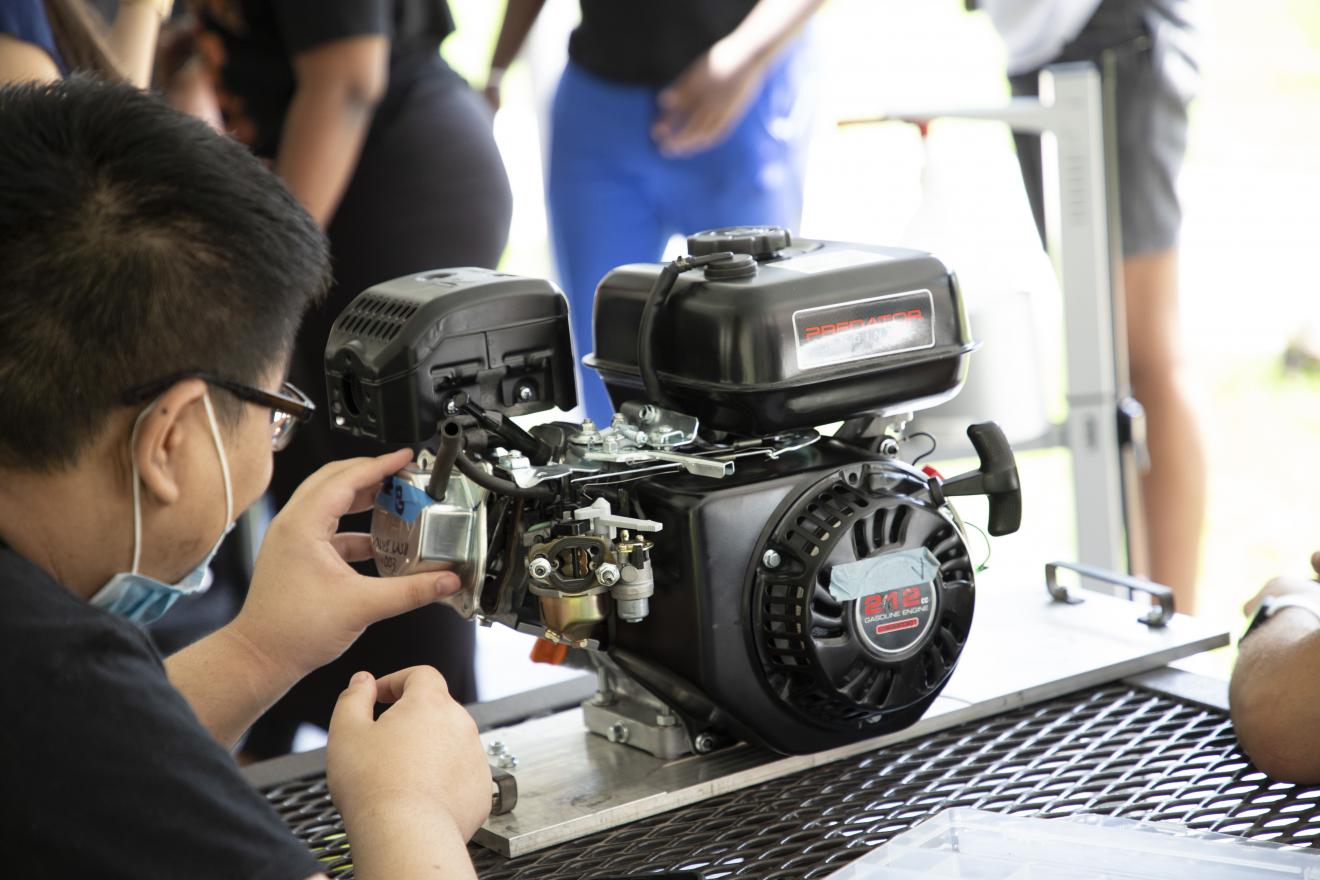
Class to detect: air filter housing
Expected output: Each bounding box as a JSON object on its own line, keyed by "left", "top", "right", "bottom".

{"left": 325, "top": 268, "right": 577, "bottom": 443}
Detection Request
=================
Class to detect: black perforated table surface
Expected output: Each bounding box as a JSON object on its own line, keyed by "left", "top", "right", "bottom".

{"left": 255, "top": 675, "right": 1313, "bottom": 879}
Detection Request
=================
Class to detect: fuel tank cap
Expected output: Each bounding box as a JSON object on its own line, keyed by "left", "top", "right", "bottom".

{"left": 686, "top": 226, "right": 792, "bottom": 259}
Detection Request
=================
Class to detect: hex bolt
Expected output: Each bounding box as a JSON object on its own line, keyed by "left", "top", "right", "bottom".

{"left": 607, "top": 722, "right": 630, "bottom": 744}
{"left": 529, "top": 557, "right": 553, "bottom": 580}
{"left": 693, "top": 732, "right": 717, "bottom": 754}
{"left": 497, "top": 753, "right": 519, "bottom": 770}
{"left": 762, "top": 549, "right": 782, "bottom": 570}
{"left": 515, "top": 383, "right": 536, "bottom": 402}
{"left": 443, "top": 397, "right": 460, "bottom": 415}
{"left": 596, "top": 563, "right": 621, "bottom": 587}
{"left": 486, "top": 741, "right": 507, "bottom": 757}
{"left": 638, "top": 405, "right": 659, "bottom": 424}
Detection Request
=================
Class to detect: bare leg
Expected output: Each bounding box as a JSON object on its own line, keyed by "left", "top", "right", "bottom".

{"left": 1123, "top": 248, "right": 1206, "bottom": 613}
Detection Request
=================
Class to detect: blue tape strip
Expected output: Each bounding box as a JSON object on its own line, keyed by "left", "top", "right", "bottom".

{"left": 376, "top": 476, "right": 431, "bottom": 524}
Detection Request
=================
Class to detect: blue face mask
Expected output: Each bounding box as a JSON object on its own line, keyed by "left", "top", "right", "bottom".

{"left": 90, "top": 392, "right": 235, "bottom": 625}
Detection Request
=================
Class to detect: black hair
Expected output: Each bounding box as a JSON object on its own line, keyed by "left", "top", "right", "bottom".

{"left": 0, "top": 76, "right": 331, "bottom": 471}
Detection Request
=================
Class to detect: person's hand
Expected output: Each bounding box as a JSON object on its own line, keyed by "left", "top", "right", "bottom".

{"left": 651, "top": 37, "right": 768, "bottom": 157}
{"left": 231, "top": 449, "right": 462, "bottom": 681}
{"left": 1243, "top": 551, "right": 1320, "bottom": 616}
{"left": 327, "top": 666, "right": 492, "bottom": 840}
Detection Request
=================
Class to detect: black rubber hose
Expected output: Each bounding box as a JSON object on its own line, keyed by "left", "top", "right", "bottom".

{"left": 425, "top": 418, "right": 465, "bottom": 501}
{"left": 637, "top": 251, "right": 735, "bottom": 408}
{"left": 454, "top": 449, "right": 555, "bottom": 499}
{"left": 637, "top": 263, "right": 683, "bottom": 408}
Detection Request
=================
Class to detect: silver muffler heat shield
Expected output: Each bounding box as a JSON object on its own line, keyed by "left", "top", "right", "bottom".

{"left": 371, "top": 464, "right": 487, "bottom": 618}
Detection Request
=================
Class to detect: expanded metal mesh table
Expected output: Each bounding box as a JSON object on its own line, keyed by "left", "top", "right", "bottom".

{"left": 257, "top": 675, "right": 1316, "bottom": 879}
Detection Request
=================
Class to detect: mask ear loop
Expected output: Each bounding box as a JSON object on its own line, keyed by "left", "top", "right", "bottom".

{"left": 201, "top": 392, "right": 234, "bottom": 527}
{"left": 127, "top": 402, "right": 156, "bottom": 575}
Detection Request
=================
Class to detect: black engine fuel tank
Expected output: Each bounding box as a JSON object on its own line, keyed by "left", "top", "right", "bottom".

{"left": 587, "top": 228, "right": 977, "bottom": 435}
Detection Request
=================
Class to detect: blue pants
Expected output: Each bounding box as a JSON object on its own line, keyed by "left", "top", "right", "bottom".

{"left": 547, "top": 42, "right": 814, "bottom": 424}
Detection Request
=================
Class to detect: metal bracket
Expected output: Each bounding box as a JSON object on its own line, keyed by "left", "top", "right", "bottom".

{"left": 1045, "top": 560, "right": 1174, "bottom": 628}
{"left": 491, "top": 765, "right": 518, "bottom": 815}
{"left": 571, "top": 497, "right": 663, "bottom": 537}
{"left": 581, "top": 448, "right": 733, "bottom": 480}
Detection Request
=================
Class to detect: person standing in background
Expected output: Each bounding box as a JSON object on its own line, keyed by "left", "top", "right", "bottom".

{"left": 178, "top": 0, "right": 512, "bottom": 759}
{"left": 0, "top": 0, "right": 168, "bottom": 84}
{"left": 485, "top": 0, "right": 825, "bottom": 426}
{"left": 979, "top": 0, "right": 1205, "bottom": 611}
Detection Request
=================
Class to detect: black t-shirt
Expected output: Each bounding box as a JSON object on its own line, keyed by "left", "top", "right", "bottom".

{"left": 196, "top": 0, "right": 456, "bottom": 158}
{"left": 0, "top": 543, "right": 321, "bottom": 879}
{"left": 568, "top": 0, "right": 758, "bottom": 86}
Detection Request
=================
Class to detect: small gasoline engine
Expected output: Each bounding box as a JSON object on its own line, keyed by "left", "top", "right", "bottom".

{"left": 325, "top": 227, "right": 1021, "bottom": 758}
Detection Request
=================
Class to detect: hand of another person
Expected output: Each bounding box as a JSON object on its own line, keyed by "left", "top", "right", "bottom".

{"left": 327, "top": 666, "right": 492, "bottom": 839}
{"left": 232, "top": 449, "right": 462, "bottom": 681}
{"left": 651, "top": 38, "right": 767, "bottom": 157}
{"left": 1242, "top": 551, "right": 1320, "bottom": 617}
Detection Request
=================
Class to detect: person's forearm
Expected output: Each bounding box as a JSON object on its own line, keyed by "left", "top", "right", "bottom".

{"left": 1230, "top": 609, "right": 1320, "bottom": 782}
{"left": 165, "top": 622, "right": 301, "bottom": 749}
{"left": 108, "top": 0, "right": 168, "bottom": 88}
{"left": 275, "top": 82, "right": 379, "bottom": 228}
{"left": 488, "top": 0, "right": 547, "bottom": 75}
{"left": 720, "top": 0, "right": 825, "bottom": 72}
{"left": 343, "top": 798, "right": 476, "bottom": 880}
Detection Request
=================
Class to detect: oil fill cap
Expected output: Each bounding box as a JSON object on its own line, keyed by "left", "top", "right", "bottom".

{"left": 703, "top": 253, "right": 757, "bottom": 280}
{"left": 687, "top": 226, "right": 792, "bottom": 259}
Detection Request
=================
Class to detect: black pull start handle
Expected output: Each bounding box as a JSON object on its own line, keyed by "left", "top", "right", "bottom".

{"left": 939, "top": 421, "right": 1022, "bottom": 536}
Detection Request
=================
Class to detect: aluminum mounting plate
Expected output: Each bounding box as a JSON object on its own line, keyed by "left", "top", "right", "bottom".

{"left": 475, "top": 574, "right": 1228, "bottom": 857}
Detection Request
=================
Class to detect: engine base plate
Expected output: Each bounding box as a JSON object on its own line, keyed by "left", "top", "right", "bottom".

{"left": 474, "top": 571, "right": 1227, "bottom": 858}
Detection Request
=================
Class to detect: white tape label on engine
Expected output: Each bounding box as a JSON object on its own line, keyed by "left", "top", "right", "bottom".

{"left": 775, "top": 248, "right": 894, "bottom": 275}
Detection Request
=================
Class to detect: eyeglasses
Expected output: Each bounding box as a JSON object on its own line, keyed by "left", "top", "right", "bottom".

{"left": 121, "top": 371, "right": 316, "bottom": 451}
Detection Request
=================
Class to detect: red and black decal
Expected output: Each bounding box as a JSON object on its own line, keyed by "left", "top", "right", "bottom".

{"left": 794, "top": 289, "right": 935, "bottom": 370}
{"left": 854, "top": 581, "right": 938, "bottom": 656}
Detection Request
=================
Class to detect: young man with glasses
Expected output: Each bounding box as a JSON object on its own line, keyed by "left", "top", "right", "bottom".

{"left": 0, "top": 76, "right": 488, "bottom": 878}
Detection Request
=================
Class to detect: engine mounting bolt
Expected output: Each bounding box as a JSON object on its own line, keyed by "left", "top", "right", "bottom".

{"left": 762, "top": 549, "right": 782, "bottom": 570}
{"left": 607, "top": 722, "right": 630, "bottom": 744}
{"left": 529, "top": 557, "right": 553, "bottom": 580}
{"left": 694, "top": 732, "right": 717, "bottom": 754}
{"left": 596, "top": 563, "right": 621, "bottom": 586}
{"left": 515, "top": 383, "right": 536, "bottom": 402}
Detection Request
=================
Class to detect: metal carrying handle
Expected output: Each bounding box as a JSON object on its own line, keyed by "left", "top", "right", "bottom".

{"left": 1045, "top": 560, "right": 1175, "bottom": 628}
